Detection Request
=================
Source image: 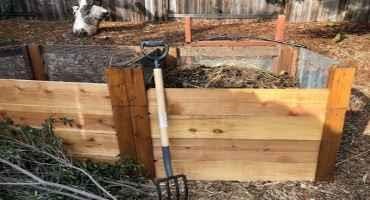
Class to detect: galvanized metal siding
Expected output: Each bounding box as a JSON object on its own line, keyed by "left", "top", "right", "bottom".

{"left": 297, "top": 48, "right": 338, "bottom": 88}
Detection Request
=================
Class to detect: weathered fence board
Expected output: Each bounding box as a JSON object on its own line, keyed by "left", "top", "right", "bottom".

{"left": 168, "top": 0, "right": 281, "bottom": 18}
{"left": 1, "top": 0, "right": 369, "bottom": 22}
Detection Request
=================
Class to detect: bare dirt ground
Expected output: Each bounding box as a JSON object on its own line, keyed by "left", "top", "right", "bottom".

{"left": 0, "top": 19, "right": 369, "bottom": 200}
{"left": 0, "top": 19, "right": 368, "bottom": 90}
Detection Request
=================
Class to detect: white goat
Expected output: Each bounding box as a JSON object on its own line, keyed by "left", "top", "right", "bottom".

{"left": 72, "top": 0, "right": 109, "bottom": 36}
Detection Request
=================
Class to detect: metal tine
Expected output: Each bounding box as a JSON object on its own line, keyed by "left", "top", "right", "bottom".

{"left": 173, "top": 176, "right": 180, "bottom": 200}
{"left": 180, "top": 175, "right": 189, "bottom": 200}
{"left": 155, "top": 180, "right": 163, "bottom": 200}
{"left": 166, "top": 179, "right": 172, "bottom": 200}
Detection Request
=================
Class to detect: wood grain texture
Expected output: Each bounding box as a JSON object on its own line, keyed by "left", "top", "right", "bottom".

{"left": 0, "top": 79, "right": 118, "bottom": 160}
{"left": 6, "top": 0, "right": 369, "bottom": 22}
{"left": 148, "top": 88, "right": 329, "bottom": 120}
{"left": 0, "top": 77, "right": 340, "bottom": 181}
{"left": 56, "top": 129, "right": 119, "bottom": 158}
{"left": 165, "top": 47, "right": 179, "bottom": 67}
{"left": 0, "top": 108, "right": 115, "bottom": 132}
{"left": 189, "top": 40, "right": 278, "bottom": 47}
{"left": 153, "top": 138, "right": 320, "bottom": 163}
{"left": 106, "top": 67, "right": 155, "bottom": 177}
{"left": 153, "top": 139, "right": 321, "bottom": 152}
{"left": 275, "top": 15, "right": 286, "bottom": 41}
{"left": 151, "top": 116, "right": 324, "bottom": 140}
{"left": 155, "top": 161, "right": 317, "bottom": 181}
{"left": 27, "top": 44, "right": 47, "bottom": 80}
{"left": 147, "top": 88, "right": 328, "bottom": 180}
{"left": 276, "top": 45, "right": 299, "bottom": 76}
{"left": 315, "top": 67, "right": 355, "bottom": 181}
{"left": 0, "top": 79, "right": 112, "bottom": 114}
{"left": 184, "top": 16, "right": 192, "bottom": 43}
{"left": 179, "top": 46, "right": 279, "bottom": 58}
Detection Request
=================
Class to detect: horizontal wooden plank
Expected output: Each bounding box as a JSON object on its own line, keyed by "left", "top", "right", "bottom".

{"left": 0, "top": 79, "right": 112, "bottom": 114}
{"left": 154, "top": 139, "right": 319, "bottom": 180}
{"left": 154, "top": 148, "right": 317, "bottom": 163}
{"left": 148, "top": 88, "right": 329, "bottom": 104}
{"left": 179, "top": 46, "right": 279, "bottom": 58}
{"left": 189, "top": 40, "right": 278, "bottom": 47}
{"left": 155, "top": 160, "right": 316, "bottom": 181}
{"left": 73, "top": 153, "right": 119, "bottom": 163}
{"left": 152, "top": 139, "right": 320, "bottom": 152}
{"left": 0, "top": 79, "right": 120, "bottom": 161}
{"left": 151, "top": 116, "right": 324, "bottom": 140}
{"left": 0, "top": 106, "right": 115, "bottom": 133}
{"left": 148, "top": 89, "right": 329, "bottom": 120}
{"left": 169, "top": 13, "right": 276, "bottom": 19}
{"left": 55, "top": 129, "right": 119, "bottom": 158}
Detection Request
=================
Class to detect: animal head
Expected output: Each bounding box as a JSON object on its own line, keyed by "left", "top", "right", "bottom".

{"left": 90, "top": 5, "right": 110, "bottom": 20}
{"left": 72, "top": 0, "right": 109, "bottom": 36}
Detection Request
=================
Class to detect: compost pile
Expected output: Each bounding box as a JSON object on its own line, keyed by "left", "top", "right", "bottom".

{"left": 163, "top": 65, "right": 298, "bottom": 88}
{"left": 0, "top": 118, "right": 156, "bottom": 200}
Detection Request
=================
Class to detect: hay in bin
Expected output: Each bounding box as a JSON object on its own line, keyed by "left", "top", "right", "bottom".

{"left": 163, "top": 65, "right": 299, "bottom": 89}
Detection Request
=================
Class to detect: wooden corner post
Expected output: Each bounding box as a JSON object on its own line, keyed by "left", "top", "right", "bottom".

{"left": 106, "top": 67, "right": 155, "bottom": 177}
{"left": 275, "top": 15, "right": 286, "bottom": 41}
{"left": 27, "top": 44, "right": 47, "bottom": 80}
{"left": 275, "top": 46, "right": 299, "bottom": 76}
{"left": 316, "top": 67, "right": 355, "bottom": 181}
{"left": 185, "top": 16, "right": 192, "bottom": 43}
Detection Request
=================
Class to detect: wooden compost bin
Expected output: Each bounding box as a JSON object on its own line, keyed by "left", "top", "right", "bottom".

{"left": 0, "top": 42, "right": 354, "bottom": 182}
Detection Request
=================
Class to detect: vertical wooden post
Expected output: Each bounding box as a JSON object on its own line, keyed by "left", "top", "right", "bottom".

{"left": 315, "top": 67, "right": 355, "bottom": 181}
{"left": 275, "top": 46, "right": 299, "bottom": 76}
{"left": 275, "top": 15, "right": 286, "bottom": 41}
{"left": 106, "top": 67, "right": 155, "bottom": 178}
{"left": 165, "top": 47, "right": 178, "bottom": 67}
{"left": 27, "top": 44, "right": 47, "bottom": 80}
{"left": 185, "top": 16, "right": 192, "bottom": 44}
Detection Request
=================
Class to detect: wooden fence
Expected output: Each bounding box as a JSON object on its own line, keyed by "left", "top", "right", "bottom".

{"left": 0, "top": 0, "right": 369, "bottom": 22}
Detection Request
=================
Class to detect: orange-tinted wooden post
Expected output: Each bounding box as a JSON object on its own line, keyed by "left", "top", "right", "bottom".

{"left": 275, "top": 46, "right": 299, "bottom": 76}
{"left": 27, "top": 44, "right": 47, "bottom": 80}
{"left": 275, "top": 15, "right": 286, "bottom": 41}
{"left": 106, "top": 67, "right": 155, "bottom": 177}
{"left": 315, "top": 67, "right": 355, "bottom": 181}
{"left": 185, "top": 16, "right": 192, "bottom": 43}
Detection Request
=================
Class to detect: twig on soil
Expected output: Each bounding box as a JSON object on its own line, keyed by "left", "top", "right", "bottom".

{"left": 0, "top": 158, "right": 109, "bottom": 200}
{"left": 336, "top": 150, "right": 370, "bottom": 166}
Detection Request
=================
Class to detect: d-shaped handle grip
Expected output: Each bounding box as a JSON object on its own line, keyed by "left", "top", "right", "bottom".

{"left": 140, "top": 40, "right": 169, "bottom": 66}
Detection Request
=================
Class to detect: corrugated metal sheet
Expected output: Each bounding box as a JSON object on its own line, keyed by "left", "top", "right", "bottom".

{"left": 297, "top": 48, "right": 338, "bottom": 88}
{"left": 0, "top": 0, "right": 369, "bottom": 22}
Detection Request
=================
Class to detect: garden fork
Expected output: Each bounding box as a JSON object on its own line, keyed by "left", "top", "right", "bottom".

{"left": 141, "top": 40, "right": 189, "bottom": 200}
